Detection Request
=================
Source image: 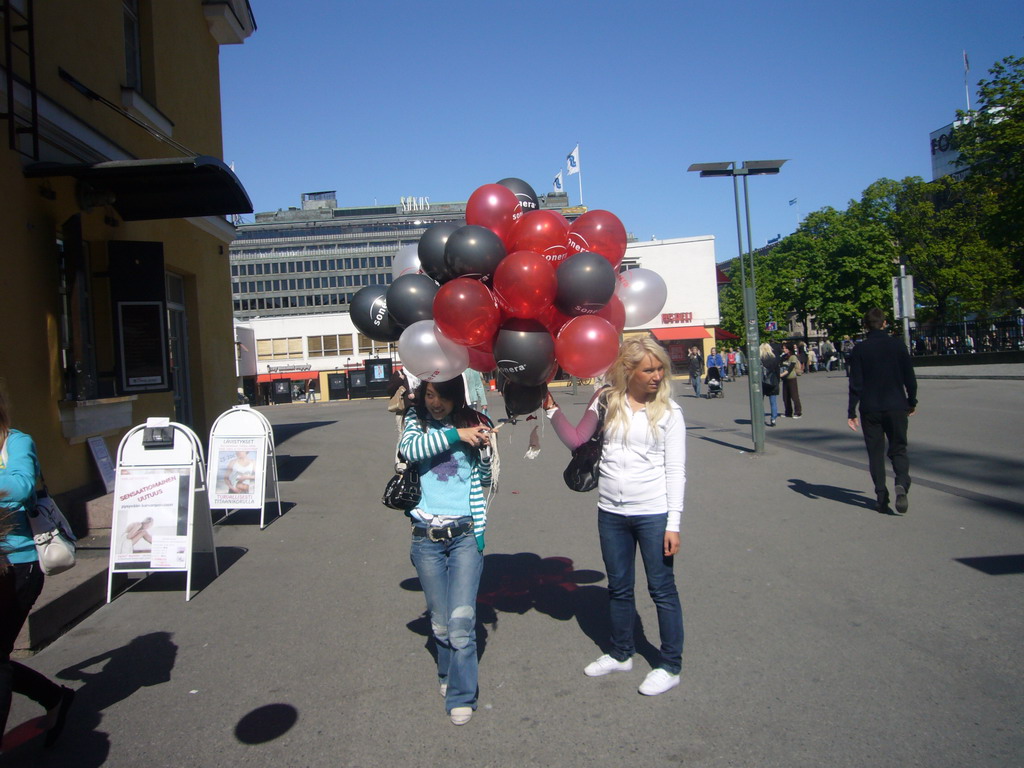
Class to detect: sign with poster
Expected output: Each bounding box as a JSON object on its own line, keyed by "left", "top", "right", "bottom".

{"left": 207, "top": 406, "right": 282, "bottom": 529}
{"left": 209, "top": 436, "right": 265, "bottom": 509}
{"left": 108, "top": 418, "right": 219, "bottom": 602}
{"left": 111, "top": 466, "right": 193, "bottom": 571}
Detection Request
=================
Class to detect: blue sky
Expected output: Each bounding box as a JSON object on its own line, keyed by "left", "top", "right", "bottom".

{"left": 219, "top": 1, "right": 1022, "bottom": 262}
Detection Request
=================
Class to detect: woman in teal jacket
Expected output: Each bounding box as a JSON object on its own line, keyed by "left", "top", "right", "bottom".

{"left": 0, "top": 389, "right": 74, "bottom": 748}
{"left": 399, "top": 377, "right": 493, "bottom": 726}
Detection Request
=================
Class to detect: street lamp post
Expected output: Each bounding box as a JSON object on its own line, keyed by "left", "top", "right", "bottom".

{"left": 688, "top": 160, "right": 788, "bottom": 453}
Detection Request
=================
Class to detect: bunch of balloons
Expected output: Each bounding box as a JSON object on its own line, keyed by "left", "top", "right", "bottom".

{"left": 351, "top": 177, "right": 668, "bottom": 405}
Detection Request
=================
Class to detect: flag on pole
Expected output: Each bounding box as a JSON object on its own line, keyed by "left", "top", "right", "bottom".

{"left": 963, "top": 50, "right": 969, "bottom": 75}
{"left": 789, "top": 198, "right": 798, "bottom": 206}
{"left": 553, "top": 171, "right": 563, "bottom": 193}
{"left": 566, "top": 144, "right": 580, "bottom": 175}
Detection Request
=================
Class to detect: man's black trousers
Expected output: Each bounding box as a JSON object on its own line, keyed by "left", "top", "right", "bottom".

{"left": 861, "top": 409, "right": 910, "bottom": 498}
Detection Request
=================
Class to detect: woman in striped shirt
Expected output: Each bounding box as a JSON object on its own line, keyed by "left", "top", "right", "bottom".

{"left": 399, "top": 378, "right": 493, "bottom": 726}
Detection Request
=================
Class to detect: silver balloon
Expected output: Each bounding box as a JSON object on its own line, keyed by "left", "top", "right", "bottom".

{"left": 392, "top": 243, "right": 421, "bottom": 280}
{"left": 616, "top": 268, "right": 668, "bottom": 327}
{"left": 397, "top": 320, "right": 469, "bottom": 383}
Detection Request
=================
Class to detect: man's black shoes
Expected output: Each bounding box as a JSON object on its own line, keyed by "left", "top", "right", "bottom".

{"left": 894, "top": 485, "right": 909, "bottom": 515}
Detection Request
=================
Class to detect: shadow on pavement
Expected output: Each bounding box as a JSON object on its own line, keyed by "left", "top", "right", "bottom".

{"left": 787, "top": 478, "right": 876, "bottom": 511}
{"left": 109, "top": 546, "right": 247, "bottom": 600}
{"left": 955, "top": 554, "right": 1024, "bottom": 575}
{"left": 214, "top": 501, "right": 295, "bottom": 527}
{"left": 234, "top": 703, "right": 299, "bottom": 745}
{"left": 400, "top": 552, "right": 663, "bottom": 671}
{"left": 13, "top": 632, "right": 181, "bottom": 766}
{"left": 275, "top": 455, "right": 316, "bottom": 482}
{"left": 270, "top": 420, "right": 337, "bottom": 447}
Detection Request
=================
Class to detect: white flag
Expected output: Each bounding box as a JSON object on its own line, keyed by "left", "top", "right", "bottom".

{"left": 553, "top": 171, "right": 563, "bottom": 192}
{"left": 566, "top": 144, "right": 580, "bottom": 175}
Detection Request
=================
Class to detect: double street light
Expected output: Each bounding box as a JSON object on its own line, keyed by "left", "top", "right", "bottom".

{"left": 688, "top": 159, "right": 788, "bottom": 454}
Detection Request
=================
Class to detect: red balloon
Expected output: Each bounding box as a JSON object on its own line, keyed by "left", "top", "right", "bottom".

{"left": 507, "top": 210, "right": 570, "bottom": 267}
{"left": 467, "top": 344, "right": 497, "bottom": 373}
{"left": 433, "top": 278, "right": 501, "bottom": 347}
{"left": 537, "top": 303, "right": 573, "bottom": 336}
{"left": 555, "top": 316, "right": 620, "bottom": 379}
{"left": 596, "top": 294, "right": 626, "bottom": 334}
{"left": 566, "top": 210, "right": 627, "bottom": 269}
{"left": 465, "top": 183, "right": 522, "bottom": 245}
{"left": 492, "top": 250, "right": 557, "bottom": 319}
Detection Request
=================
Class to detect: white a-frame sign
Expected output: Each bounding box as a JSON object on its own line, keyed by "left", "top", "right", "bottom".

{"left": 108, "top": 418, "right": 219, "bottom": 602}
{"left": 207, "top": 405, "right": 282, "bottom": 529}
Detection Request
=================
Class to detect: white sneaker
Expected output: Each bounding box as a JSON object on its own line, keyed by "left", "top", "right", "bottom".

{"left": 584, "top": 654, "right": 633, "bottom": 677}
{"left": 450, "top": 707, "right": 473, "bottom": 725}
{"left": 439, "top": 683, "right": 447, "bottom": 698}
{"left": 638, "top": 668, "right": 680, "bottom": 696}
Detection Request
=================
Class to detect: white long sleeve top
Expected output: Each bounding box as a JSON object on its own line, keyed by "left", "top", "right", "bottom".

{"left": 549, "top": 395, "right": 686, "bottom": 532}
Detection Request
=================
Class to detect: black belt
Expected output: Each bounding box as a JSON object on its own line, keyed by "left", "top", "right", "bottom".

{"left": 413, "top": 519, "right": 473, "bottom": 542}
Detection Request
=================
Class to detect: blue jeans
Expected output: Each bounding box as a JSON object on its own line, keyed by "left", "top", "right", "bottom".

{"left": 766, "top": 394, "right": 778, "bottom": 422}
{"left": 597, "top": 510, "right": 683, "bottom": 674}
{"left": 410, "top": 523, "right": 483, "bottom": 711}
{"left": 691, "top": 376, "right": 702, "bottom": 398}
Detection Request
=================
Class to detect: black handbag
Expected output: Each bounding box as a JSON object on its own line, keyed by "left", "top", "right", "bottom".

{"left": 382, "top": 458, "right": 421, "bottom": 510}
{"left": 563, "top": 395, "right": 607, "bottom": 493}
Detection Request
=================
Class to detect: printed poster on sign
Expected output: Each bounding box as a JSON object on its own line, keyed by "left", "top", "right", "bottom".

{"left": 112, "top": 467, "right": 191, "bottom": 570}
{"left": 210, "top": 435, "right": 265, "bottom": 509}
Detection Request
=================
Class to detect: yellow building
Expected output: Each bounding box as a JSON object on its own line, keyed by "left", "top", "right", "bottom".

{"left": 1, "top": 1, "right": 255, "bottom": 526}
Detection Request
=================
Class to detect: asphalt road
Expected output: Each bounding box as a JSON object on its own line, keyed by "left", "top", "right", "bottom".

{"left": 5, "top": 372, "right": 1023, "bottom": 767}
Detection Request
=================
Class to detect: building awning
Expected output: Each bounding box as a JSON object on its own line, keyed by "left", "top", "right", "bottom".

{"left": 651, "top": 326, "right": 712, "bottom": 341}
{"left": 715, "top": 328, "right": 740, "bottom": 340}
{"left": 257, "top": 371, "right": 318, "bottom": 384}
{"left": 25, "top": 155, "right": 253, "bottom": 221}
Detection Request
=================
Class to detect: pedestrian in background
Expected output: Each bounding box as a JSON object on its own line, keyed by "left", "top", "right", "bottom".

{"left": 781, "top": 342, "right": 803, "bottom": 419}
{"left": 543, "top": 338, "right": 685, "bottom": 696}
{"left": 462, "top": 368, "right": 489, "bottom": 417}
{"left": 847, "top": 308, "right": 918, "bottom": 514}
{"left": 687, "top": 346, "right": 704, "bottom": 399}
{"left": 707, "top": 347, "right": 725, "bottom": 380}
{"left": 760, "top": 342, "right": 780, "bottom": 427}
{"left": 734, "top": 347, "right": 746, "bottom": 376}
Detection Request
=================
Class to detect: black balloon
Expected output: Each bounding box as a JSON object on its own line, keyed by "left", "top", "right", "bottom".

{"left": 386, "top": 274, "right": 439, "bottom": 327}
{"left": 418, "top": 222, "right": 461, "bottom": 284}
{"left": 350, "top": 285, "right": 403, "bottom": 342}
{"left": 493, "top": 318, "right": 556, "bottom": 386}
{"left": 444, "top": 225, "right": 506, "bottom": 283}
{"left": 497, "top": 177, "right": 539, "bottom": 215}
{"left": 502, "top": 381, "right": 547, "bottom": 417}
{"left": 555, "top": 251, "right": 617, "bottom": 316}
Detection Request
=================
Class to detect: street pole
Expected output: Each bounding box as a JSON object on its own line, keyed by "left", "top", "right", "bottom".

{"left": 741, "top": 174, "right": 765, "bottom": 453}
{"left": 688, "top": 159, "right": 786, "bottom": 455}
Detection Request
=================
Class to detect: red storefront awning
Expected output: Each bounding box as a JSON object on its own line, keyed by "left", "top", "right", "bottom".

{"left": 714, "top": 328, "right": 740, "bottom": 340}
{"left": 257, "top": 371, "right": 318, "bottom": 383}
{"left": 651, "top": 327, "right": 712, "bottom": 341}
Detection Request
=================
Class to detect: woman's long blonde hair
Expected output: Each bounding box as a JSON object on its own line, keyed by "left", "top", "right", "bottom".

{"left": 759, "top": 342, "right": 776, "bottom": 361}
{"left": 602, "top": 337, "right": 673, "bottom": 441}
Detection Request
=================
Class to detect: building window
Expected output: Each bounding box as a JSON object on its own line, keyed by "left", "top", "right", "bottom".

{"left": 256, "top": 337, "right": 304, "bottom": 360}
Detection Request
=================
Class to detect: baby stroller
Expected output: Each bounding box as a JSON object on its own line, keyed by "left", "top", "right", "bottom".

{"left": 705, "top": 366, "right": 724, "bottom": 398}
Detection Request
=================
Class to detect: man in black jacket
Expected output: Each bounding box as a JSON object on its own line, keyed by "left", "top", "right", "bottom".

{"left": 847, "top": 308, "right": 918, "bottom": 514}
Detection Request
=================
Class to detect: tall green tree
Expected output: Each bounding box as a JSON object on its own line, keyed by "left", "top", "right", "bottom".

{"left": 853, "top": 176, "right": 1013, "bottom": 322}
{"left": 953, "top": 54, "right": 1024, "bottom": 298}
